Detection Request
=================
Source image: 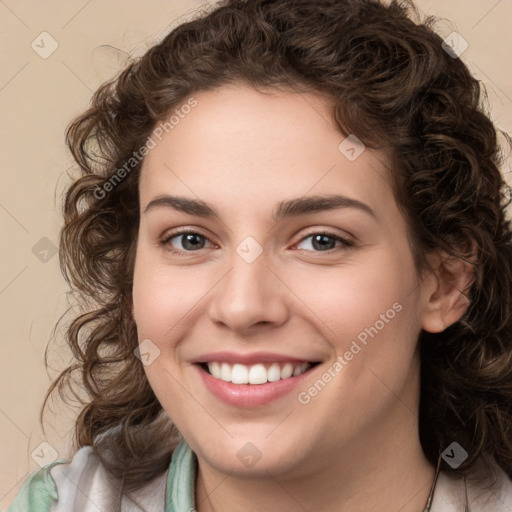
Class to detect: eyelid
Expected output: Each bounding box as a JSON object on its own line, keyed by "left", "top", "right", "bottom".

{"left": 160, "top": 227, "right": 354, "bottom": 254}
{"left": 292, "top": 228, "right": 354, "bottom": 251}
{"left": 159, "top": 227, "right": 216, "bottom": 253}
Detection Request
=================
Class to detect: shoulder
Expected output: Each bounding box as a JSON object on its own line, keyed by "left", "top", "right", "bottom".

{"left": 432, "top": 457, "right": 512, "bottom": 511}
{"left": 5, "top": 446, "right": 168, "bottom": 512}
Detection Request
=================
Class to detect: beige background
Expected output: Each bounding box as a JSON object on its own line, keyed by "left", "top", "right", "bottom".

{"left": 1, "top": 0, "right": 511, "bottom": 507}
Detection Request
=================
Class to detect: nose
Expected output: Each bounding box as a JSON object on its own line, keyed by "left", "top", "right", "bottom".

{"left": 207, "top": 244, "right": 289, "bottom": 335}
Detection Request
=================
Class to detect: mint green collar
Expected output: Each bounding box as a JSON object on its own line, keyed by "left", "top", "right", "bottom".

{"left": 6, "top": 438, "right": 198, "bottom": 512}
{"left": 165, "top": 438, "right": 198, "bottom": 512}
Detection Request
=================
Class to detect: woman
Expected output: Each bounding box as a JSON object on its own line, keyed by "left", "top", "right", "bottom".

{"left": 6, "top": 0, "right": 512, "bottom": 510}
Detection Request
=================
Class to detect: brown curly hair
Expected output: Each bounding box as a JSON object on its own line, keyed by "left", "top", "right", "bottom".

{"left": 42, "top": 0, "right": 512, "bottom": 498}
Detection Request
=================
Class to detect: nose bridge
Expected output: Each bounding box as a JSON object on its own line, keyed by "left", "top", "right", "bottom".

{"left": 208, "top": 237, "right": 288, "bottom": 331}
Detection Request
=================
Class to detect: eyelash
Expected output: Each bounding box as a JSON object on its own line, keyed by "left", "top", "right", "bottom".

{"left": 159, "top": 228, "right": 354, "bottom": 255}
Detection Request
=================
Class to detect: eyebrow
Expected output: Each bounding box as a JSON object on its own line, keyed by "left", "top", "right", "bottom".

{"left": 143, "top": 193, "right": 377, "bottom": 221}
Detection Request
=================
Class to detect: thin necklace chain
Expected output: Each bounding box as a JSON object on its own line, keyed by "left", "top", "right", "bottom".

{"left": 423, "top": 455, "right": 470, "bottom": 511}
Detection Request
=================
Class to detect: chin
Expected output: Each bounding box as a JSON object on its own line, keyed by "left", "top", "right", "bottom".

{"left": 192, "top": 433, "right": 309, "bottom": 477}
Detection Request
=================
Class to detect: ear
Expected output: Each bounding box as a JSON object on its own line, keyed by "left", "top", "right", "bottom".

{"left": 421, "top": 249, "right": 475, "bottom": 333}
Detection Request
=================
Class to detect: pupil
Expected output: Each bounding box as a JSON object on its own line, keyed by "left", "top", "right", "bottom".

{"left": 183, "top": 233, "right": 203, "bottom": 250}
{"left": 313, "top": 234, "right": 334, "bottom": 251}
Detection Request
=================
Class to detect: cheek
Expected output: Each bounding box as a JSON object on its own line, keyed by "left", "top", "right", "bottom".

{"left": 289, "top": 249, "right": 418, "bottom": 344}
{"left": 289, "top": 254, "right": 422, "bottom": 431}
{"left": 131, "top": 245, "right": 212, "bottom": 346}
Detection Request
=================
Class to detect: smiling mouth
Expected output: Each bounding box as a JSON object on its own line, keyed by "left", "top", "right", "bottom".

{"left": 198, "top": 361, "right": 322, "bottom": 385}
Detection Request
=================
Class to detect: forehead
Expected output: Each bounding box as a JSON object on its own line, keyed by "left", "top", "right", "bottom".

{"left": 139, "top": 83, "right": 396, "bottom": 220}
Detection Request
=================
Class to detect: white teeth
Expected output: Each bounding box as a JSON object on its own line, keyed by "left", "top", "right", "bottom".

{"left": 267, "top": 363, "right": 281, "bottom": 382}
{"left": 281, "top": 363, "right": 294, "bottom": 379}
{"left": 293, "top": 363, "right": 309, "bottom": 376}
{"left": 206, "top": 361, "right": 313, "bottom": 384}
{"left": 220, "top": 362, "right": 231, "bottom": 381}
{"left": 209, "top": 361, "right": 220, "bottom": 377}
{"left": 248, "top": 364, "right": 267, "bottom": 385}
{"left": 231, "top": 363, "right": 249, "bottom": 384}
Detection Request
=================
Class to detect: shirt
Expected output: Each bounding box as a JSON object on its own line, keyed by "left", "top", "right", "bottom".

{"left": 5, "top": 438, "right": 512, "bottom": 511}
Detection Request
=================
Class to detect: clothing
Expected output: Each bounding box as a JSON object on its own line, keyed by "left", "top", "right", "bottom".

{"left": 5, "top": 441, "right": 195, "bottom": 512}
{"left": 5, "top": 439, "right": 512, "bottom": 511}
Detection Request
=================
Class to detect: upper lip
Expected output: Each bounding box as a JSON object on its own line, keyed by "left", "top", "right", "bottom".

{"left": 192, "top": 351, "right": 323, "bottom": 365}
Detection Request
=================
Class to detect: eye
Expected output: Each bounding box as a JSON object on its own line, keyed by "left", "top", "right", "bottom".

{"left": 293, "top": 230, "right": 353, "bottom": 252}
{"left": 160, "top": 229, "right": 214, "bottom": 254}
{"left": 159, "top": 228, "right": 353, "bottom": 255}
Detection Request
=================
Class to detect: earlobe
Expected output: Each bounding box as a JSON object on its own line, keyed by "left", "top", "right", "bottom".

{"left": 421, "top": 251, "right": 475, "bottom": 333}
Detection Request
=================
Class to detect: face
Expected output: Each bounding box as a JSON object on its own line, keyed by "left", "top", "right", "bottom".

{"left": 132, "top": 83, "right": 432, "bottom": 479}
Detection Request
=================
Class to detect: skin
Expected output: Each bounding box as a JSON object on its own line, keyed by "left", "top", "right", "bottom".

{"left": 132, "top": 82, "right": 471, "bottom": 512}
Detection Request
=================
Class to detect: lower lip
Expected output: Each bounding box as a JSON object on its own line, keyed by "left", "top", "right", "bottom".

{"left": 195, "top": 364, "right": 318, "bottom": 407}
